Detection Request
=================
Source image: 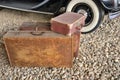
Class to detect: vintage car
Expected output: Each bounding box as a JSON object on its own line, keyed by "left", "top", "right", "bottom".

{"left": 0, "top": 0, "right": 120, "bottom": 33}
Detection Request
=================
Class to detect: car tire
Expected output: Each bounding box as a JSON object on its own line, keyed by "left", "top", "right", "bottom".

{"left": 66, "top": 0, "right": 104, "bottom": 34}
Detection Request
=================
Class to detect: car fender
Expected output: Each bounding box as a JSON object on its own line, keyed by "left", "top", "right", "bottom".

{"left": 100, "top": 0, "right": 119, "bottom": 11}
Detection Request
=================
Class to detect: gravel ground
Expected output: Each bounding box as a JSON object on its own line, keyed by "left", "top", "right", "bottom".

{"left": 0, "top": 9, "right": 120, "bottom": 80}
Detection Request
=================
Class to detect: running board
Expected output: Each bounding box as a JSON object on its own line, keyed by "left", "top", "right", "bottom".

{"left": 109, "top": 11, "right": 120, "bottom": 19}
{"left": 0, "top": 5, "right": 53, "bottom": 15}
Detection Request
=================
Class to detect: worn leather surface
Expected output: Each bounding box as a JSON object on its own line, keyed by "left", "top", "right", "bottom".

{"left": 51, "top": 12, "right": 86, "bottom": 36}
{"left": 19, "top": 22, "right": 80, "bottom": 58}
{"left": 4, "top": 31, "right": 73, "bottom": 68}
{"left": 72, "top": 31, "right": 80, "bottom": 58}
{"left": 3, "top": 22, "right": 81, "bottom": 68}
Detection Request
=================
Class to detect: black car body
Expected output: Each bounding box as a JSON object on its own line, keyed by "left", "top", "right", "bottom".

{"left": 0, "top": 0, "right": 120, "bottom": 33}
{"left": 100, "top": 0, "right": 120, "bottom": 11}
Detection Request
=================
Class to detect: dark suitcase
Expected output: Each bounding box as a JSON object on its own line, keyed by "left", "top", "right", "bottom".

{"left": 19, "top": 22, "right": 81, "bottom": 58}
{"left": 51, "top": 12, "right": 86, "bottom": 36}
{"left": 3, "top": 31, "right": 80, "bottom": 68}
{"left": 19, "top": 22, "right": 51, "bottom": 31}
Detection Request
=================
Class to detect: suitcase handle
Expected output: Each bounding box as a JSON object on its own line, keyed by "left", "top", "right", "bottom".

{"left": 30, "top": 32, "right": 45, "bottom": 36}
{"left": 76, "top": 23, "right": 84, "bottom": 31}
{"left": 76, "top": 26, "right": 81, "bottom": 30}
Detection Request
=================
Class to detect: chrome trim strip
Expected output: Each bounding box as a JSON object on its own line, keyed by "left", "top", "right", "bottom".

{"left": 109, "top": 10, "right": 120, "bottom": 19}
{"left": 31, "top": 0, "right": 49, "bottom": 9}
{"left": 114, "top": 0, "right": 118, "bottom": 9}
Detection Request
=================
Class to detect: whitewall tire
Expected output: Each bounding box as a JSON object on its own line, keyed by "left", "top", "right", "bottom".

{"left": 66, "top": 0, "right": 104, "bottom": 33}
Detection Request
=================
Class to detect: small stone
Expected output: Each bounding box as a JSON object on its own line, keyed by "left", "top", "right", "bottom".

{"left": 74, "top": 71, "right": 79, "bottom": 76}
{"left": 115, "top": 58, "right": 119, "bottom": 63}
{"left": 45, "top": 73, "right": 51, "bottom": 79}
{"left": 62, "top": 74, "right": 67, "bottom": 79}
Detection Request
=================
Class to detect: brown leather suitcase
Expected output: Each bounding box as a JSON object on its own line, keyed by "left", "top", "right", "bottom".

{"left": 51, "top": 12, "right": 86, "bottom": 36}
{"left": 19, "top": 22, "right": 80, "bottom": 58}
{"left": 3, "top": 31, "right": 80, "bottom": 68}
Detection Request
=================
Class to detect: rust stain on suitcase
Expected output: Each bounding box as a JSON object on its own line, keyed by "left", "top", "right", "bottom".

{"left": 4, "top": 31, "right": 74, "bottom": 68}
